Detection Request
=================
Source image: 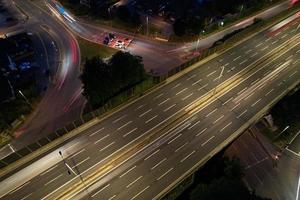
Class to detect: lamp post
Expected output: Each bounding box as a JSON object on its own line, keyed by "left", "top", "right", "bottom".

{"left": 213, "top": 61, "right": 225, "bottom": 96}
{"left": 18, "top": 90, "right": 32, "bottom": 109}
{"left": 59, "top": 150, "right": 77, "bottom": 176}
{"left": 59, "top": 150, "right": 92, "bottom": 198}
{"left": 146, "top": 16, "right": 149, "bottom": 36}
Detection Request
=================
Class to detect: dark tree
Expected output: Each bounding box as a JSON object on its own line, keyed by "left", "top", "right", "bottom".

{"left": 173, "top": 18, "right": 186, "bottom": 36}
{"left": 80, "top": 52, "right": 146, "bottom": 108}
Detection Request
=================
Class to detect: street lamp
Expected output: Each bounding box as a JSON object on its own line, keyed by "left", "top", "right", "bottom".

{"left": 59, "top": 150, "right": 92, "bottom": 198}
{"left": 213, "top": 61, "right": 225, "bottom": 96}
{"left": 275, "top": 125, "right": 290, "bottom": 140}
{"left": 146, "top": 16, "right": 149, "bottom": 36}
{"left": 18, "top": 90, "right": 32, "bottom": 109}
{"left": 59, "top": 150, "right": 77, "bottom": 175}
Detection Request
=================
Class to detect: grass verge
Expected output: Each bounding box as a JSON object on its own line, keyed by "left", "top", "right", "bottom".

{"left": 77, "top": 37, "right": 117, "bottom": 61}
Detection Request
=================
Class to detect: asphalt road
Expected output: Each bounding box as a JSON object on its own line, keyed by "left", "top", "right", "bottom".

{"left": 6, "top": 0, "right": 86, "bottom": 149}
{"left": 0, "top": 0, "right": 292, "bottom": 159}
{"left": 46, "top": 0, "right": 293, "bottom": 75}
{"left": 226, "top": 127, "right": 300, "bottom": 200}
{"left": 1, "top": 11, "right": 300, "bottom": 200}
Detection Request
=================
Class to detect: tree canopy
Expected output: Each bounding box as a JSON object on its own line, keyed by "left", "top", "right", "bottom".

{"left": 80, "top": 52, "right": 146, "bottom": 108}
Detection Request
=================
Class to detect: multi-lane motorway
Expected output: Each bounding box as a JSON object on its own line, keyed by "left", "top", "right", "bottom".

{"left": 1, "top": 9, "right": 300, "bottom": 200}
{"left": 0, "top": 0, "right": 293, "bottom": 159}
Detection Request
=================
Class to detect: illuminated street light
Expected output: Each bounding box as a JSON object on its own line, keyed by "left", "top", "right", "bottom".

{"left": 18, "top": 90, "right": 32, "bottom": 109}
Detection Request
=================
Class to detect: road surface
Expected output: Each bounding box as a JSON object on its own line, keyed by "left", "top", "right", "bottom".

{"left": 1, "top": 10, "right": 300, "bottom": 200}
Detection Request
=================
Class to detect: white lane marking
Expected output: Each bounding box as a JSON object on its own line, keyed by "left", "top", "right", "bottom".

{"left": 201, "top": 136, "right": 215, "bottom": 147}
{"left": 223, "top": 63, "right": 229, "bottom": 67}
{"left": 130, "top": 186, "right": 150, "bottom": 200}
{"left": 153, "top": 93, "right": 164, "bottom": 100}
{"left": 222, "top": 97, "right": 233, "bottom": 106}
{"left": 176, "top": 88, "right": 188, "bottom": 95}
{"left": 213, "top": 115, "right": 224, "bottom": 124}
{"left": 144, "top": 149, "right": 160, "bottom": 161}
{"left": 274, "top": 32, "right": 281, "bottom": 37}
{"left": 139, "top": 109, "right": 152, "bottom": 117}
{"left": 182, "top": 93, "right": 193, "bottom": 101}
{"left": 255, "top": 43, "right": 263, "bottom": 47}
{"left": 113, "top": 115, "right": 127, "bottom": 123}
{"left": 213, "top": 77, "right": 219, "bottom": 82}
{"left": 91, "top": 184, "right": 110, "bottom": 198}
{"left": 233, "top": 55, "right": 241, "bottom": 61}
{"left": 151, "top": 158, "right": 167, "bottom": 170}
{"left": 197, "top": 83, "right": 208, "bottom": 91}
{"left": 281, "top": 33, "right": 288, "bottom": 39}
{"left": 271, "top": 40, "right": 278, "bottom": 45}
{"left": 108, "top": 195, "right": 116, "bottom": 200}
{"left": 89, "top": 127, "right": 105, "bottom": 137}
{"left": 180, "top": 150, "right": 196, "bottom": 163}
{"left": 196, "top": 128, "right": 207, "bottom": 137}
{"left": 220, "top": 122, "right": 232, "bottom": 132}
{"left": 126, "top": 176, "right": 143, "bottom": 188}
{"left": 145, "top": 115, "right": 158, "bottom": 124}
{"left": 289, "top": 71, "right": 297, "bottom": 78}
{"left": 244, "top": 92, "right": 254, "bottom": 100}
{"left": 263, "top": 70, "right": 270, "bottom": 76}
{"left": 188, "top": 120, "right": 201, "bottom": 130}
{"left": 94, "top": 134, "right": 110, "bottom": 145}
{"left": 158, "top": 98, "right": 170, "bottom": 106}
{"left": 9, "top": 182, "right": 31, "bottom": 194}
{"left": 20, "top": 193, "right": 32, "bottom": 200}
{"left": 40, "top": 165, "right": 58, "bottom": 176}
{"left": 164, "top": 104, "right": 176, "bottom": 112}
{"left": 251, "top": 98, "right": 261, "bottom": 107}
{"left": 286, "top": 55, "right": 293, "bottom": 61}
{"left": 265, "top": 88, "right": 274, "bottom": 96}
{"left": 297, "top": 49, "right": 300, "bottom": 53}
{"left": 245, "top": 49, "right": 252, "bottom": 54}
{"left": 192, "top": 79, "right": 202, "bottom": 86}
{"left": 72, "top": 157, "right": 90, "bottom": 169}
{"left": 135, "top": 104, "right": 144, "bottom": 110}
{"left": 171, "top": 83, "right": 181, "bottom": 90}
{"left": 230, "top": 52, "right": 236, "bottom": 56}
{"left": 239, "top": 59, "right": 248, "bottom": 65}
{"left": 64, "top": 141, "right": 79, "bottom": 152}
{"left": 261, "top": 45, "right": 269, "bottom": 51}
{"left": 186, "top": 74, "right": 196, "bottom": 81}
{"left": 123, "top": 128, "right": 138, "bottom": 137}
{"left": 45, "top": 174, "right": 63, "bottom": 186}
{"left": 157, "top": 167, "right": 174, "bottom": 181}
{"left": 175, "top": 142, "right": 188, "bottom": 152}
{"left": 117, "top": 121, "right": 133, "bottom": 131}
{"left": 237, "top": 87, "right": 248, "bottom": 95}
{"left": 99, "top": 142, "right": 115, "bottom": 152}
{"left": 251, "top": 78, "right": 260, "bottom": 85}
{"left": 230, "top": 103, "right": 240, "bottom": 111}
{"left": 237, "top": 109, "right": 247, "bottom": 118}
{"left": 120, "top": 166, "right": 137, "bottom": 178}
{"left": 168, "top": 134, "right": 182, "bottom": 145}
{"left": 250, "top": 52, "right": 257, "bottom": 57}
{"left": 207, "top": 70, "right": 217, "bottom": 77}
{"left": 206, "top": 108, "right": 217, "bottom": 117}
{"left": 295, "top": 173, "right": 300, "bottom": 200}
